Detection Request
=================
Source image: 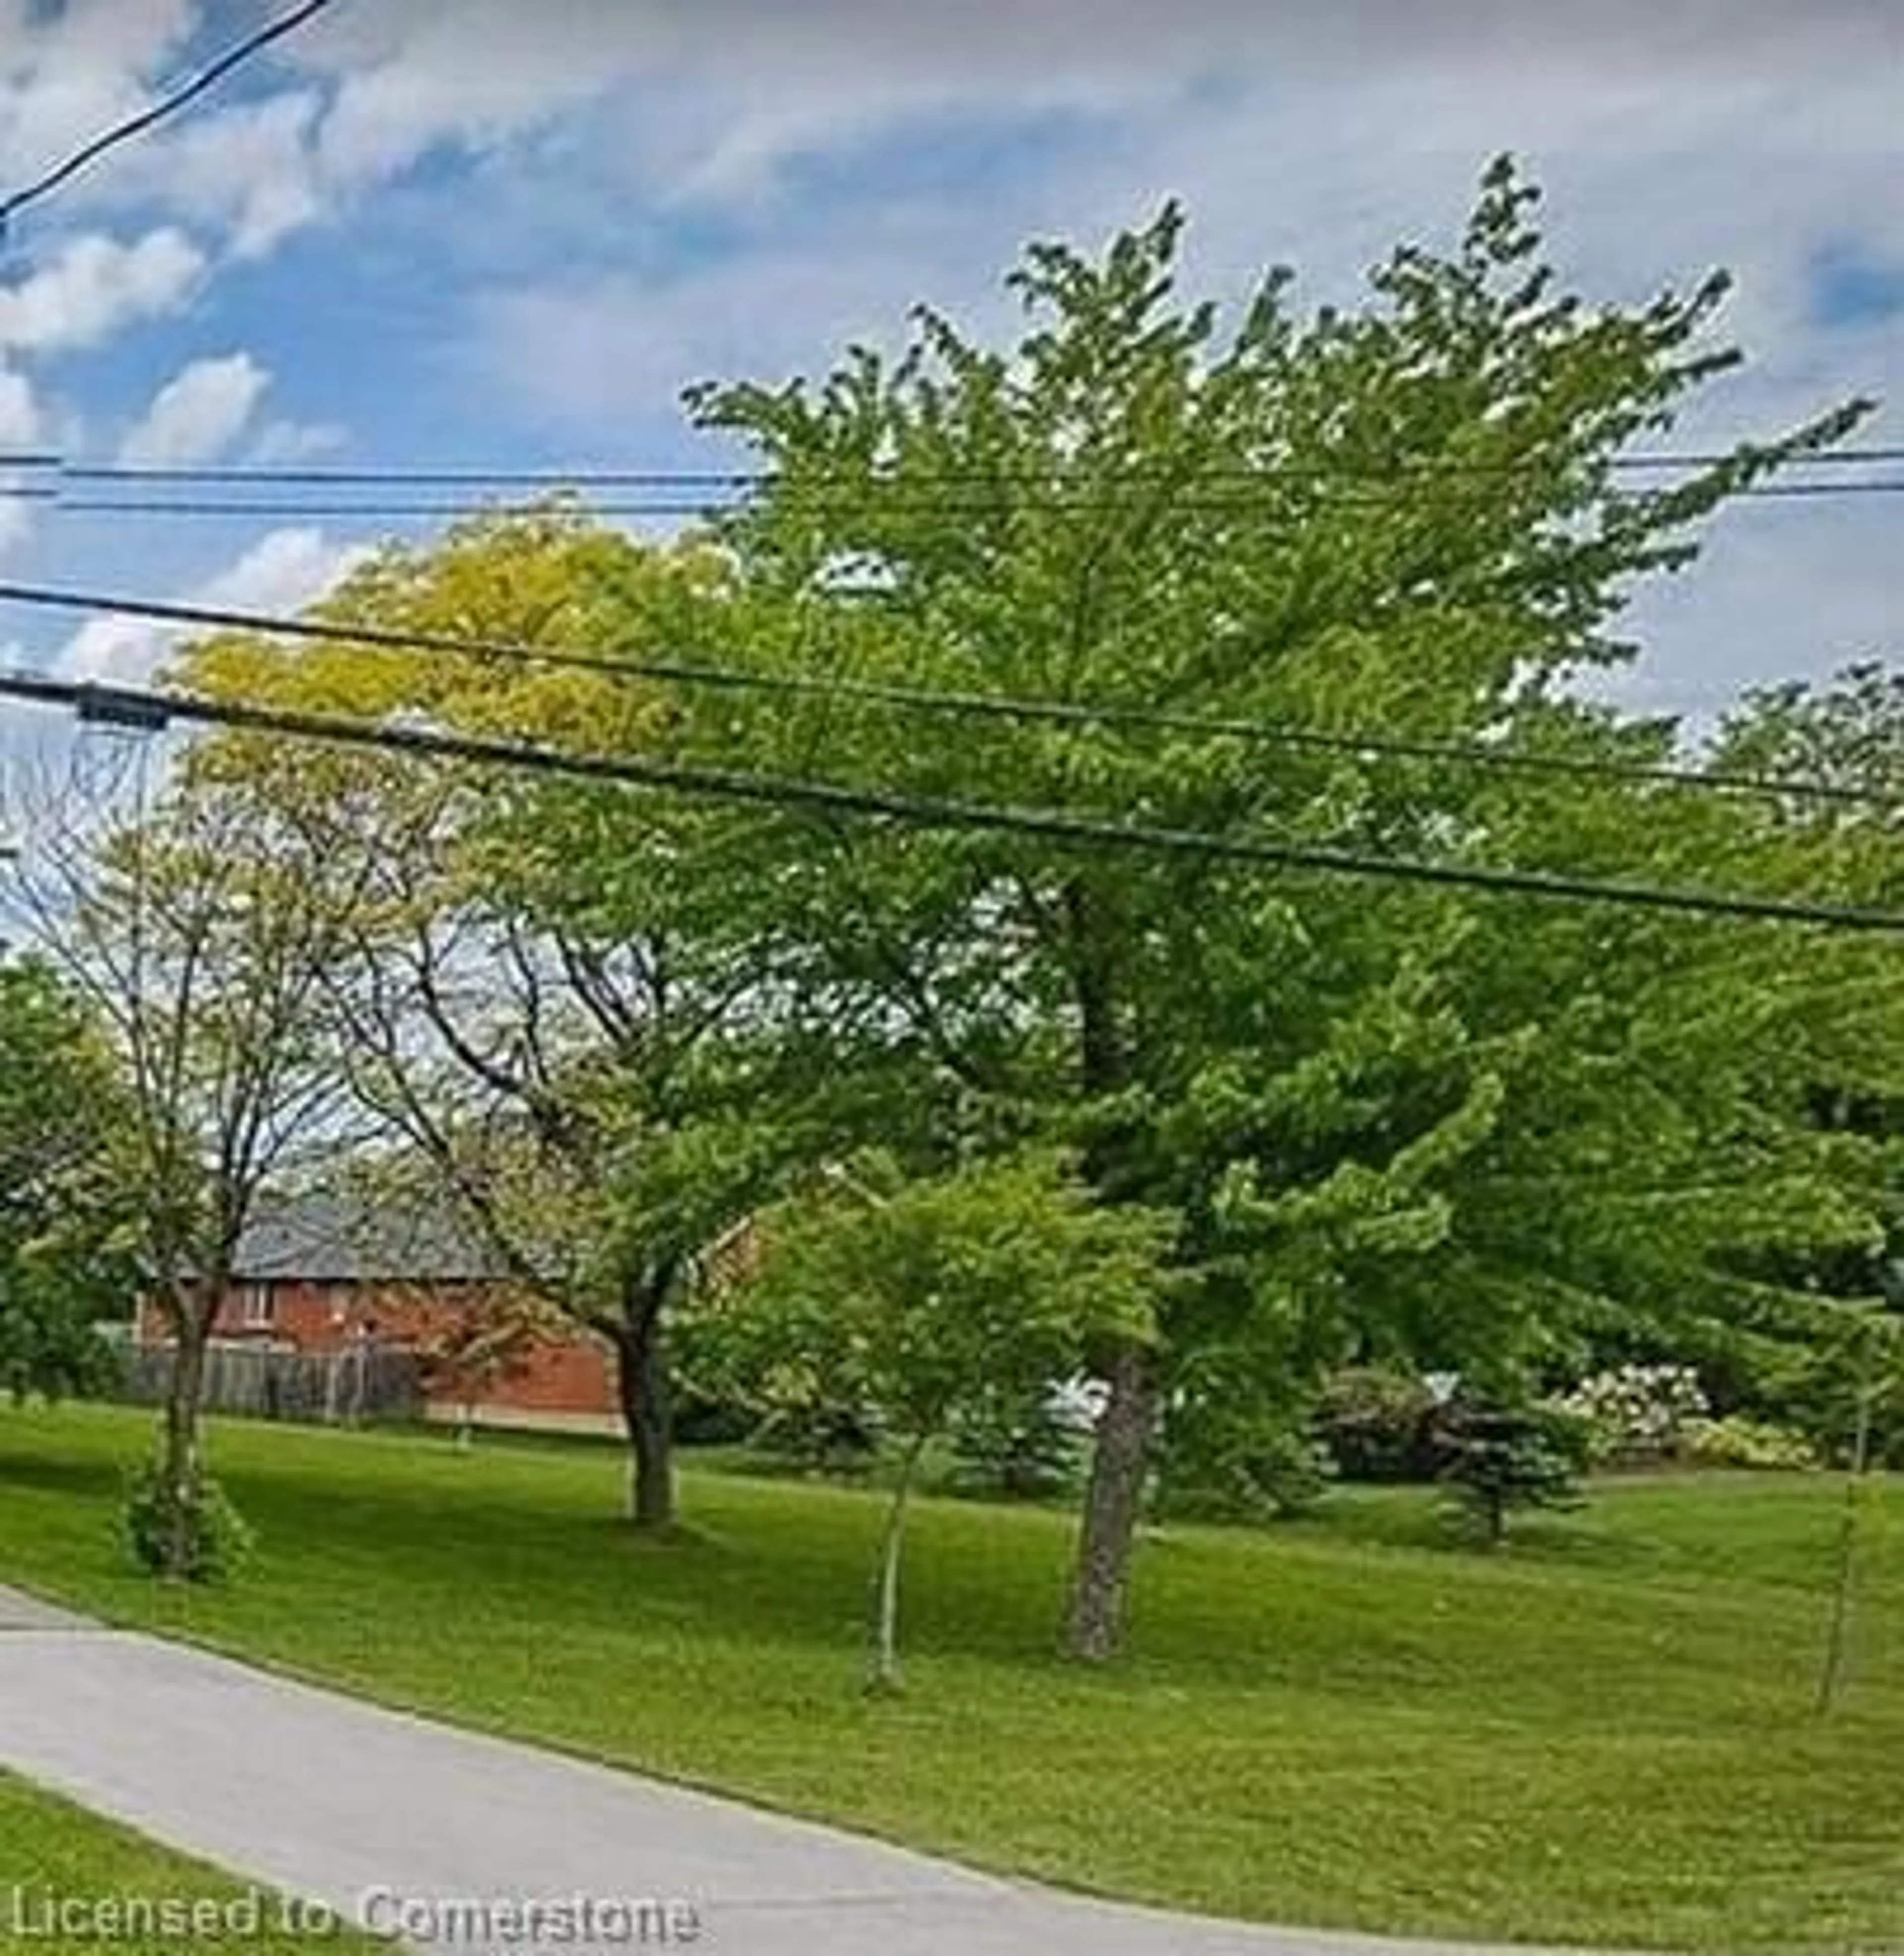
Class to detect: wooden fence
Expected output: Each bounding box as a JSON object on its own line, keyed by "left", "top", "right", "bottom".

{"left": 119, "top": 1342, "right": 421, "bottom": 1426}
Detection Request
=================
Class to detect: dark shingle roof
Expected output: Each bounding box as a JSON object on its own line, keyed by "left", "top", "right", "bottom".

{"left": 233, "top": 1193, "right": 498, "bottom": 1284}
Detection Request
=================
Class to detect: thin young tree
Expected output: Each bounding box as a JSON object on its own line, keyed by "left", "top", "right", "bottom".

{"left": 8, "top": 741, "right": 356, "bottom": 1575}
{"left": 705, "top": 1151, "right": 1169, "bottom": 1692}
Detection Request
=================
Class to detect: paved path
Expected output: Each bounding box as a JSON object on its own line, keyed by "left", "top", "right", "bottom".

{"left": 0, "top": 1584, "right": 88, "bottom": 1631}
{"left": 0, "top": 1585, "right": 1610, "bottom": 1956}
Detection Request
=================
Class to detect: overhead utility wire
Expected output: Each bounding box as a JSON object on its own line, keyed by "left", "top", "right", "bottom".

{"left": 0, "top": 0, "right": 341, "bottom": 231}
{"left": 0, "top": 580, "right": 1890, "bottom": 813}
{"left": 10, "top": 447, "right": 1904, "bottom": 487}
{"left": 0, "top": 667, "right": 1897, "bottom": 934}
{"left": 42, "top": 498, "right": 748, "bottom": 520}
{"left": 9, "top": 483, "right": 1904, "bottom": 521}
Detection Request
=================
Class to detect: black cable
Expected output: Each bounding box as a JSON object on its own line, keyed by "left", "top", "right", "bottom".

{"left": 0, "top": 579, "right": 1891, "bottom": 812}
{"left": 32, "top": 445, "right": 1904, "bottom": 487}
{"left": 49, "top": 498, "right": 729, "bottom": 519}
{"left": 0, "top": 0, "right": 341, "bottom": 231}
{"left": 14, "top": 480, "right": 1904, "bottom": 521}
{"left": 1685, "top": 480, "right": 1904, "bottom": 499}
{"left": 1, "top": 668, "right": 1897, "bottom": 933}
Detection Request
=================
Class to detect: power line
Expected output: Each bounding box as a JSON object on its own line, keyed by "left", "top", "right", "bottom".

{"left": 0, "top": 0, "right": 341, "bottom": 232}
{"left": 57, "top": 467, "right": 776, "bottom": 488}
{"left": 0, "top": 579, "right": 1891, "bottom": 812}
{"left": 1642, "top": 479, "right": 1904, "bottom": 500}
{"left": 43, "top": 498, "right": 728, "bottom": 520}
{"left": 0, "top": 666, "right": 1898, "bottom": 934}
{"left": 6, "top": 482, "right": 1904, "bottom": 523}
{"left": 15, "top": 446, "right": 1904, "bottom": 487}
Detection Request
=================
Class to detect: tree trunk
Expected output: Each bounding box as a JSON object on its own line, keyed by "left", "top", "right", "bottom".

{"left": 1816, "top": 1381, "right": 1878, "bottom": 1715}
{"left": 1064, "top": 1342, "right": 1158, "bottom": 1662}
{"left": 614, "top": 1265, "right": 678, "bottom": 1533}
{"left": 1060, "top": 873, "right": 1158, "bottom": 1664}
{"left": 869, "top": 1434, "right": 929, "bottom": 1696}
{"left": 159, "top": 1304, "right": 209, "bottom": 1580}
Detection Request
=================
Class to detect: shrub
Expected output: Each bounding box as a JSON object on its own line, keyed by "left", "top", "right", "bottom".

{"left": 669, "top": 1389, "right": 756, "bottom": 1448}
{"left": 1753, "top": 1332, "right": 1904, "bottom": 1470}
{"left": 1154, "top": 1361, "right": 1337, "bottom": 1521}
{"left": 748, "top": 1403, "right": 882, "bottom": 1479}
{"left": 1681, "top": 1415, "right": 1819, "bottom": 1471}
{"left": 1157, "top": 1423, "right": 1336, "bottom": 1523}
{"left": 1554, "top": 1363, "right": 1709, "bottom": 1467}
{"left": 1438, "top": 1395, "right": 1588, "bottom": 1547}
{"left": 947, "top": 1391, "right": 1084, "bottom": 1501}
{"left": 122, "top": 1461, "right": 253, "bottom": 1584}
{"left": 1317, "top": 1367, "right": 1444, "bottom": 1482}
{"left": 676, "top": 1303, "right": 883, "bottom": 1477}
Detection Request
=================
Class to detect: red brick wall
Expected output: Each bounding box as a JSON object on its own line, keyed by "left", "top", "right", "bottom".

{"left": 135, "top": 1280, "right": 621, "bottom": 1423}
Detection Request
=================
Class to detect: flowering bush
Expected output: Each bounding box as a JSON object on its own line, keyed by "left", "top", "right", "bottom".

{"left": 1681, "top": 1415, "right": 1819, "bottom": 1471}
{"left": 1553, "top": 1364, "right": 1709, "bottom": 1466}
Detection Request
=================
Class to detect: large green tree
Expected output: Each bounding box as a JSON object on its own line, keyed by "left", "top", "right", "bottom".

{"left": 0, "top": 958, "right": 129, "bottom": 1401}
{"left": 653, "top": 158, "right": 1886, "bottom": 1658}
{"left": 1684, "top": 663, "right": 1904, "bottom": 1451}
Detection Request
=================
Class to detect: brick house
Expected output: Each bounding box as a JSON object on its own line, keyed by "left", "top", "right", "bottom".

{"left": 132, "top": 1194, "right": 622, "bottom": 1434}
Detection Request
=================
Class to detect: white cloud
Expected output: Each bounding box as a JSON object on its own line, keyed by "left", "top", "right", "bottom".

{"left": 0, "top": 367, "right": 42, "bottom": 450}
{"left": 477, "top": 226, "right": 960, "bottom": 430}
{"left": 285, "top": 0, "right": 1904, "bottom": 213}
{"left": 0, "top": 0, "right": 196, "bottom": 192}
{"left": 0, "top": 229, "right": 205, "bottom": 356}
{"left": 197, "top": 526, "right": 370, "bottom": 617}
{"left": 304, "top": 0, "right": 1189, "bottom": 207}
{"left": 0, "top": 366, "right": 44, "bottom": 557}
{"left": 58, "top": 527, "right": 372, "bottom": 685}
{"left": 0, "top": 0, "right": 1893, "bottom": 719}
{"left": 0, "top": 499, "right": 34, "bottom": 559}
{"left": 1613, "top": 497, "right": 1903, "bottom": 723}
{"left": 248, "top": 417, "right": 346, "bottom": 466}
{"left": 466, "top": 0, "right": 1902, "bottom": 717}
{"left": 118, "top": 351, "right": 269, "bottom": 468}
{"left": 300, "top": 0, "right": 685, "bottom": 193}
{"left": 132, "top": 90, "right": 328, "bottom": 260}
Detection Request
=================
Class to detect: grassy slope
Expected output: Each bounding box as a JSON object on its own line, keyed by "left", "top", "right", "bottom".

{"left": 0, "top": 1773, "right": 383, "bottom": 1953}
{"left": 0, "top": 1405, "right": 1898, "bottom": 1953}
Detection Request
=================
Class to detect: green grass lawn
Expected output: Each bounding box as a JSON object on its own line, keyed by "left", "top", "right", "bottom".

{"left": 0, "top": 1405, "right": 1899, "bottom": 1953}
{"left": 0, "top": 1771, "right": 382, "bottom": 1953}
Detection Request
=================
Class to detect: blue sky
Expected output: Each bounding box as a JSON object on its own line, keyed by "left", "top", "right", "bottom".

{"left": 0, "top": 0, "right": 1899, "bottom": 746}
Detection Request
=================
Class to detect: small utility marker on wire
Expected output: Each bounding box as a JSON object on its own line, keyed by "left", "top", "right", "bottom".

{"left": 1, "top": 667, "right": 1901, "bottom": 936}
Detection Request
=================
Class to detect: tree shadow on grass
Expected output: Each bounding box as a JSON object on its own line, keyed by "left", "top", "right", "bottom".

{"left": 0, "top": 1452, "right": 122, "bottom": 1500}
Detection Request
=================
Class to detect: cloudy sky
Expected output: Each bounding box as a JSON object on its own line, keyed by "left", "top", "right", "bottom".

{"left": 0, "top": 0, "right": 1898, "bottom": 747}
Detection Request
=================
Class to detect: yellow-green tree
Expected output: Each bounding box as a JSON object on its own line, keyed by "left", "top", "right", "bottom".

{"left": 179, "top": 512, "right": 795, "bottom": 1531}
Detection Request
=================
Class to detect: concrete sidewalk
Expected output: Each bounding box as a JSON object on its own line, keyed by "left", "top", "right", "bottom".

{"left": 0, "top": 1586, "right": 1602, "bottom": 1956}
{"left": 0, "top": 1585, "right": 88, "bottom": 1632}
